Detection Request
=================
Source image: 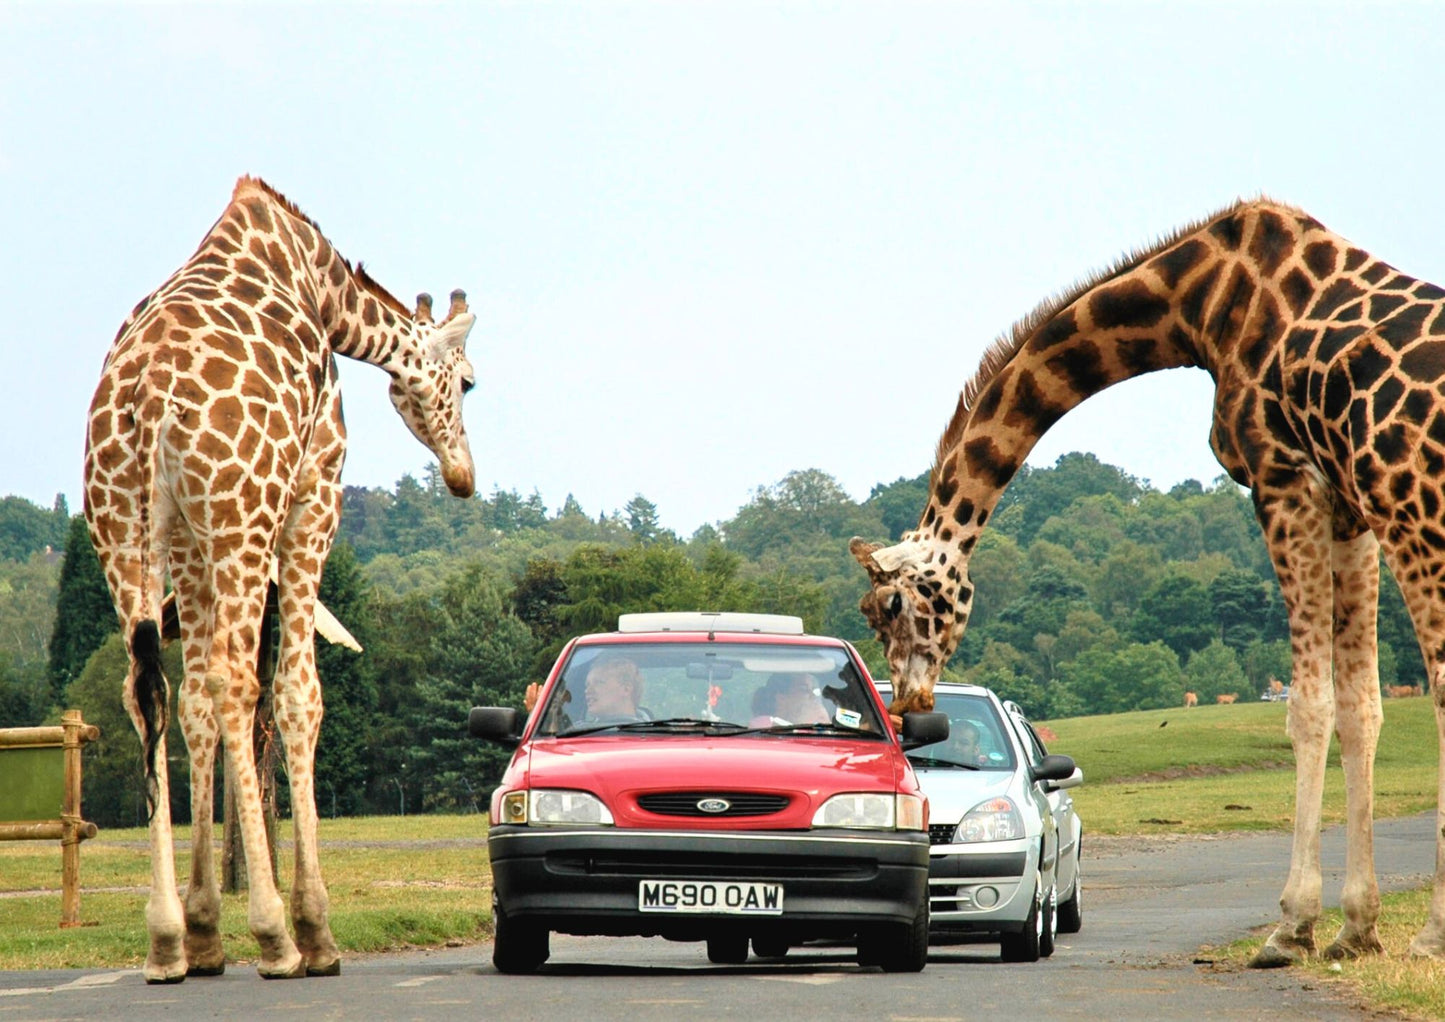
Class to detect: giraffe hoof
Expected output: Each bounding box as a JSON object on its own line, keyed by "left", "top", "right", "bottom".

{"left": 186, "top": 960, "right": 226, "bottom": 977}
{"left": 1248, "top": 944, "right": 1302, "bottom": 969}
{"left": 143, "top": 962, "right": 188, "bottom": 985}
{"left": 1324, "top": 937, "right": 1381, "bottom": 961}
{"left": 306, "top": 957, "right": 341, "bottom": 977}
{"left": 258, "top": 956, "right": 307, "bottom": 980}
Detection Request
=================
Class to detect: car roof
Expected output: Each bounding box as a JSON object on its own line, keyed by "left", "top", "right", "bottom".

{"left": 572, "top": 612, "right": 848, "bottom": 649}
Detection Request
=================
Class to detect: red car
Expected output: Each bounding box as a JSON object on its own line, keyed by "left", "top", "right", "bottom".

{"left": 469, "top": 611, "right": 948, "bottom": 974}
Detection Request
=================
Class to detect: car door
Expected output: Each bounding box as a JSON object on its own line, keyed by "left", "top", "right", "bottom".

{"left": 1008, "top": 707, "right": 1079, "bottom": 897}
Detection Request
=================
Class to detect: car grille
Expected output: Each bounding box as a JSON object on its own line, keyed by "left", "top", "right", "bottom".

{"left": 928, "top": 823, "right": 957, "bottom": 845}
{"left": 546, "top": 849, "right": 875, "bottom": 880}
{"left": 636, "top": 792, "right": 791, "bottom": 817}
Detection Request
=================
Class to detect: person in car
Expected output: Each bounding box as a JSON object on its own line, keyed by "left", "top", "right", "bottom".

{"left": 947, "top": 720, "right": 990, "bottom": 766}
{"left": 750, "top": 672, "right": 831, "bottom": 726}
{"left": 523, "top": 655, "right": 646, "bottom": 724}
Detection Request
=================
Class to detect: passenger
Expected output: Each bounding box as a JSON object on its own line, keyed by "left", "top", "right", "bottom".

{"left": 750, "top": 673, "right": 831, "bottom": 726}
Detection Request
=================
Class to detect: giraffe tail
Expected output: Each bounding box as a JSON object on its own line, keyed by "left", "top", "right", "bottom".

{"left": 129, "top": 619, "right": 169, "bottom": 819}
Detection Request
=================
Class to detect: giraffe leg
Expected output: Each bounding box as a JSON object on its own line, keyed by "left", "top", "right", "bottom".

{"left": 171, "top": 553, "right": 227, "bottom": 976}
{"left": 1410, "top": 680, "right": 1445, "bottom": 957}
{"left": 1323, "top": 530, "right": 1383, "bottom": 961}
{"left": 1249, "top": 485, "right": 1334, "bottom": 969}
{"left": 273, "top": 478, "right": 342, "bottom": 976}
{"left": 208, "top": 587, "right": 305, "bottom": 979}
{"left": 122, "top": 644, "right": 189, "bottom": 984}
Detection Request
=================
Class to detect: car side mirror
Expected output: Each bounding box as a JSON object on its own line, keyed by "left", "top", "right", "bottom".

{"left": 469, "top": 706, "right": 522, "bottom": 749}
{"left": 1044, "top": 766, "right": 1084, "bottom": 793}
{"left": 899, "top": 711, "right": 949, "bottom": 750}
{"left": 1030, "top": 753, "right": 1077, "bottom": 786}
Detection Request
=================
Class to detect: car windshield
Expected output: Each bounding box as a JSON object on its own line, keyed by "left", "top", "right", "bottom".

{"left": 906, "top": 691, "right": 1016, "bottom": 771}
{"left": 532, "top": 642, "right": 887, "bottom": 738}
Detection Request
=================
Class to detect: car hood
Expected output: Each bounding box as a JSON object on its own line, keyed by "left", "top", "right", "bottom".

{"left": 513, "top": 734, "right": 909, "bottom": 829}
{"left": 909, "top": 765, "right": 1016, "bottom": 822}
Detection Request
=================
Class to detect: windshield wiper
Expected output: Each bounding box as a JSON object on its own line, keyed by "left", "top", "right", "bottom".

{"left": 733, "top": 721, "right": 864, "bottom": 737}
{"left": 908, "top": 755, "right": 981, "bottom": 770}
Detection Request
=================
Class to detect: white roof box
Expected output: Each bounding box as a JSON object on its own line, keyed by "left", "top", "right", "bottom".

{"left": 616, "top": 611, "right": 805, "bottom": 635}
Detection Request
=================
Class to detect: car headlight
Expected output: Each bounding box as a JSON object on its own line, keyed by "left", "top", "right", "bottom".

{"left": 812, "top": 793, "right": 924, "bottom": 830}
{"left": 497, "top": 789, "right": 614, "bottom": 826}
{"left": 953, "top": 796, "right": 1025, "bottom": 842}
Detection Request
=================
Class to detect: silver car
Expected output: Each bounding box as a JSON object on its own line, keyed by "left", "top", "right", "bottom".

{"left": 876, "top": 681, "right": 1083, "bottom": 962}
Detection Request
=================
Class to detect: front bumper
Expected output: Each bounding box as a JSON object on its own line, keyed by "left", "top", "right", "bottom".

{"left": 926, "top": 837, "right": 1038, "bottom": 934}
{"left": 489, "top": 825, "right": 929, "bottom": 941}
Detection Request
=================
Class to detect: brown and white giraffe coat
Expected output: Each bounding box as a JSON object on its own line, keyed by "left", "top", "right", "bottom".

{"left": 84, "top": 176, "right": 477, "bottom": 982}
{"left": 853, "top": 199, "right": 1445, "bottom": 965}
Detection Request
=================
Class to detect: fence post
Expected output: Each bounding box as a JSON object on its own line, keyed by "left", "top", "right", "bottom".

{"left": 59, "top": 709, "right": 99, "bottom": 927}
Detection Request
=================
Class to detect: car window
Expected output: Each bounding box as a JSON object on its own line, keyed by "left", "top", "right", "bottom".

{"left": 532, "top": 642, "right": 887, "bottom": 737}
{"left": 906, "top": 691, "right": 1016, "bottom": 770}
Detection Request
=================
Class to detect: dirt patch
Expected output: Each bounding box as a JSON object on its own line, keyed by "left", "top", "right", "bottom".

{"left": 1111, "top": 759, "right": 1294, "bottom": 785}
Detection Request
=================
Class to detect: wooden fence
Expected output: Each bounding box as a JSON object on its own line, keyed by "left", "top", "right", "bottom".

{"left": 0, "top": 709, "right": 100, "bottom": 926}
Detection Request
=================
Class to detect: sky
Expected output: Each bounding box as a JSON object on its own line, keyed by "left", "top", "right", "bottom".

{"left": 4, "top": 2, "right": 1444, "bottom": 538}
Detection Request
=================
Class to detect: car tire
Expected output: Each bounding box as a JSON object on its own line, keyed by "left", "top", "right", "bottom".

{"left": 858, "top": 885, "right": 928, "bottom": 973}
{"left": 1057, "top": 848, "right": 1083, "bottom": 934}
{"left": 492, "top": 895, "right": 549, "bottom": 975}
{"left": 706, "top": 935, "right": 750, "bottom": 965}
{"left": 751, "top": 936, "right": 789, "bottom": 959}
{"left": 1039, "top": 883, "right": 1057, "bottom": 958}
{"left": 999, "top": 876, "right": 1043, "bottom": 963}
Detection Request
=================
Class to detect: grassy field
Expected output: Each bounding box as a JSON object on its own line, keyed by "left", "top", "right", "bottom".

{"left": 3, "top": 695, "right": 1442, "bottom": 1016}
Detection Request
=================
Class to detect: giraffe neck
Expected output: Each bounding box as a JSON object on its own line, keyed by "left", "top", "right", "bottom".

{"left": 917, "top": 199, "right": 1334, "bottom": 553}
{"left": 226, "top": 182, "right": 422, "bottom": 373}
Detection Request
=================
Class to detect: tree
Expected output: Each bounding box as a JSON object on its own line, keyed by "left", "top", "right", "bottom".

{"left": 48, "top": 516, "right": 117, "bottom": 706}
{"left": 1208, "top": 569, "right": 1268, "bottom": 653}
{"left": 404, "top": 564, "right": 535, "bottom": 811}
{"left": 1184, "top": 639, "right": 1248, "bottom": 703}
{"left": 625, "top": 494, "right": 662, "bottom": 544}
{"left": 866, "top": 473, "right": 929, "bottom": 541}
{"left": 1059, "top": 641, "right": 1184, "bottom": 715}
{"left": 994, "top": 452, "right": 1143, "bottom": 546}
{"left": 1131, "top": 572, "right": 1213, "bottom": 659}
{"left": 0, "top": 494, "right": 69, "bottom": 562}
{"left": 311, "top": 542, "right": 378, "bottom": 818}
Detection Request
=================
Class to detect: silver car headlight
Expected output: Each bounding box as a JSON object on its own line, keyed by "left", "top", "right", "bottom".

{"left": 954, "top": 796, "right": 1025, "bottom": 842}
{"left": 812, "top": 793, "right": 924, "bottom": 830}
{"left": 498, "top": 789, "right": 614, "bottom": 826}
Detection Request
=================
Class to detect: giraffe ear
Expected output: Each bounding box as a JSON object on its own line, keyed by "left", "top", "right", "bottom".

{"left": 870, "top": 539, "right": 927, "bottom": 574}
{"left": 425, "top": 309, "right": 476, "bottom": 360}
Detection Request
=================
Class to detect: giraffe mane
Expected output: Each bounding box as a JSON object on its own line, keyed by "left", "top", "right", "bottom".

{"left": 233, "top": 176, "right": 415, "bottom": 323}
{"left": 930, "top": 195, "right": 1285, "bottom": 478}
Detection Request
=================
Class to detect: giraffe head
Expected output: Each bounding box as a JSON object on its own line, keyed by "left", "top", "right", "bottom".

{"left": 850, "top": 533, "right": 973, "bottom": 715}
{"left": 388, "top": 289, "right": 478, "bottom": 497}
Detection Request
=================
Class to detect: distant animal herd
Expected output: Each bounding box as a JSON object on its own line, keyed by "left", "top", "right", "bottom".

{"left": 1183, "top": 678, "right": 1423, "bottom": 707}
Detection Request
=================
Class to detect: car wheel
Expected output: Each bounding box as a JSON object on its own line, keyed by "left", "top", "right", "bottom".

{"left": 999, "top": 875, "right": 1042, "bottom": 963}
{"left": 858, "top": 884, "right": 928, "bottom": 973}
{"left": 1057, "top": 848, "right": 1083, "bottom": 934}
{"left": 751, "top": 936, "right": 789, "bottom": 959}
{"left": 491, "top": 894, "right": 549, "bottom": 975}
{"left": 1039, "top": 883, "right": 1057, "bottom": 958}
{"left": 706, "top": 934, "right": 750, "bottom": 965}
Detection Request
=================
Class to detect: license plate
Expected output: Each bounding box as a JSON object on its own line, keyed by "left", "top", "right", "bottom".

{"left": 638, "top": 880, "right": 784, "bottom": 915}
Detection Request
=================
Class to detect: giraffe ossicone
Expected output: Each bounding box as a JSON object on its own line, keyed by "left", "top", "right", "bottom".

{"left": 854, "top": 197, "right": 1445, "bottom": 965}
{"left": 84, "top": 175, "right": 477, "bottom": 982}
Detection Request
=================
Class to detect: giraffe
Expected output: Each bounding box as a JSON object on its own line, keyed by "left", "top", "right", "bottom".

{"left": 83, "top": 176, "right": 478, "bottom": 982}
{"left": 850, "top": 198, "right": 1445, "bottom": 967}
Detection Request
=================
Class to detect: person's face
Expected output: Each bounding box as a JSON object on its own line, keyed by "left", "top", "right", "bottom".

{"left": 778, "top": 676, "right": 827, "bottom": 723}
{"left": 585, "top": 666, "right": 634, "bottom": 716}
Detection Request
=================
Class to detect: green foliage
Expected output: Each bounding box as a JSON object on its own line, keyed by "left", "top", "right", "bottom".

{"left": 47, "top": 516, "right": 117, "bottom": 706}
{"left": 8, "top": 442, "right": 1445, "bottom": 819}
{"left": 1130, "top": 570, "right": 1214, "bottom": 658}
{"left": 0, "top": 494, "right": 69, "bottom": 562}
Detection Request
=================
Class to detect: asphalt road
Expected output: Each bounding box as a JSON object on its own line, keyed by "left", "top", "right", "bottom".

{"left": 1, "top": 814, "right": 1435, "bottom": 1021}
